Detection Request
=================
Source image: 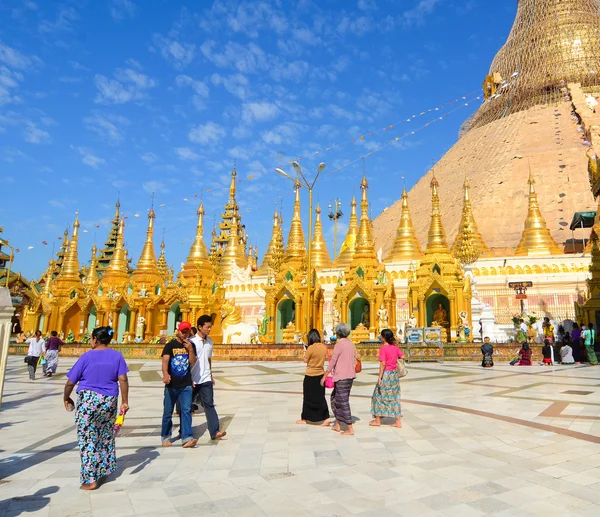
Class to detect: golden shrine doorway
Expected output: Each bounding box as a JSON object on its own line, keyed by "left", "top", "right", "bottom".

{"left": 276, "top": 299, "right": 295, "bottom": 343}
{"left": 426, "top": 293, "right": 450, "bottom": 327}
{"left": 349, "top": 297, "right": 369, "bottom": 330}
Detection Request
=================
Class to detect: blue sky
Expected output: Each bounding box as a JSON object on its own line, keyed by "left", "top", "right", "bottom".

{"left": 0, "top": 0, "right": 518, "bottom": 279}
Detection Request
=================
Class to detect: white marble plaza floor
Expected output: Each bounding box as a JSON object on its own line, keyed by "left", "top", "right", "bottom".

{"left": 1, "top": 356, "right": 600, "bottom": 516}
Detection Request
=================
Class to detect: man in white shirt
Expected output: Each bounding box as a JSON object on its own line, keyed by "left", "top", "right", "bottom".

{"left": 190, "top": 315, "right": 226, "bottom": 440}
{"left": 25, "top": 330, "right": 45, "bottom": 380}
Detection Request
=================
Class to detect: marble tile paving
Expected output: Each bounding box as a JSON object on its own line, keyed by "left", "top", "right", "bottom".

{"left": 1, "top": 357, "right": 600, "bottom": 516}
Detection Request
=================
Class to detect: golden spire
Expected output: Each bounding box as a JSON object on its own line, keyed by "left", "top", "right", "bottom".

{"left": 42, "top": 260, "right": 54, "bottom": 295}
{"left": 84, "top": 245, "right": 99, "bottom": 286}
{"left": 335, "top": 196, "right": 359, "bottom": 266}
{"left": 219, "top": 215, "right": 247, "bottom": 276}
{"left": 514, "top": 172, "right": 562, "bottom": 256}
{"left": 310, "top": 204, "right": 333, "bottom": 269}
{"left": 425, "top": 174, "right": 450, "bottom": 254}
{"left": 104, "top": 219, "right": 129, "bottom": 276}
{"left": 60, "top": 214, "right": 81, "bottom": 279}
{"left": 135, "top": 208, "right": 158, "bottom": 272}
{"left": 285, "top": 179, "right": 306, "bottom": 266}
{"left": 452, "top": 178, "right": 490, "bottom": 259}
{"left": 353, "top": 176, "right": 377, "bottom": 262}
{"left": 186, "top": 201, "right": 209, "bottom": 264}
{"left": 157, "top": 239, "right": 169, "bottom": 279}
{"left": 258, "top": 210, "right": 282, "bottom": 274}
{"left": 386, "top": 187, "right": 423, "bottom": 262}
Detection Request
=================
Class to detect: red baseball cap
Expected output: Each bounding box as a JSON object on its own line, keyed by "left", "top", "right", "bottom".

{"left": 179, "top": 321, "right": 192, "bottom": 331}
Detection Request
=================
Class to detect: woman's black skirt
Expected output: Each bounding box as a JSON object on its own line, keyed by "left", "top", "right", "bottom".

{"left": 301, "top": 374, "right": 330, "bottom": 422}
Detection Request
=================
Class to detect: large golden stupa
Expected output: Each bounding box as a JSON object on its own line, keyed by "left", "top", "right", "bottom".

{"left": 374, "top": 0, "right": 600, "bottom": 256}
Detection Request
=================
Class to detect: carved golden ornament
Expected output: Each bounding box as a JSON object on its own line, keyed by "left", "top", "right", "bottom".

{"left": 455, "top": 222, "right": 480, "bottom": 266}
{"left": 470, "top": 0, "right": 600, "bottom": 131}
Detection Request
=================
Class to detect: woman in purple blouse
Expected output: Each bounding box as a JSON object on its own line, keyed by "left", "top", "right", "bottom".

{"left": 63, "top": 326, "right": 129, "bottom": 490}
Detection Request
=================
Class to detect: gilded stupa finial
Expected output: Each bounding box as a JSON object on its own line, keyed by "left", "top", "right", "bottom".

{"left": 157, "top": 237, "right": 169, "bottom": 280}
{"left": 452, "top": 177, "right": 490, "bottom": 260}
{"left": 219, "top": 215, "right": 246, "bottom": 276}
{"left": 285, "top": 178, "right": 306, "bottom": 266}
{"left": 310, "top": 203, "right": 333, "bottom": 269}
{"left": 258, "top": 209, "right": 283, "bottom": 274}
{"left": 187, "top": 201, "right": 209, "bottom": 263}
{"left": 60, "top": 214, "right": 81, "bottom": 279}
{"left": 353, "top": 175, "right": 377, "bottom": 263}
{"left": 104, "top": 219, "right": 129, "bottom": 276}
{"left": 84, "top": 244, "right": 99, "bottom": 286}
{"left": 386, "top": 186, "right": 423, "bottom": 262}
{"left": 514, "top": 171, "right": 562, "bottom": 256}
{"left": 425, "top": 173, "right": 450, "bottom": 254}
{"left": 335, "top": 196, "right": 359, "bottom": 266}
{"left": 135, "top": 204, "right": 159, "bottom": 273}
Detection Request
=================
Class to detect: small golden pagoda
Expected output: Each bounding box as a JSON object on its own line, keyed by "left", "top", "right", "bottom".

{"left": 335, "top": 196, "right": 358, "bottom": 267}
{"left": 408, "top": 175, "right": 471, "bottom": 341}
{"left": 310, "top": 204, "right": 332, "bottom": 269}
{"left": 452, "top": 178, "right": 490, "bottom": 258}
{"left": 514, "top": 172, "right": 562, "bottom": 256}
{"left": 385, "top": 187, "right": 422, "bottom": 262}
{"left": 97, "top": 201, "right": 123, "bottom": 276}
{"left": 284, "top": 179, "right": 307, "bottom": 270}
{"left": 257, "top": 210, "right": 284, "bottom": 275}
{"left": 334, "top": 176, "right": 395, "bottom": 342}
{"left": 214, "top": 166, "right": 247, "bottom": 266}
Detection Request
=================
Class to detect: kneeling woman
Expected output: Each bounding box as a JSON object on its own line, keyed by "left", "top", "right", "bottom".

{"left": 370, "top": 329, "right": 404, "bottom": 428}
{"left": 297, "top": 329, "right": 330, "bottom": 425}
{"left": 63, "top": 326, "right": 129, "bottom": 490}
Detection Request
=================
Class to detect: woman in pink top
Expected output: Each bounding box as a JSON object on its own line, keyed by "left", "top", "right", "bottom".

{"left": 370, "top": 329, "right": 404, "bottom": 428}
{"left": 321, "top": 322, "right": 360, "bottom": 435}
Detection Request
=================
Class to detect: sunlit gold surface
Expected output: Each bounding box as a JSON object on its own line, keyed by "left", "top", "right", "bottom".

{"left": 310, "top": 204, "right": 332, "bottom": 269}
{"left": 425, "top": 175, "right": 450, "bottom": 255}
{"left": 335, "top": 196, "right": 358, "bottom": 267}
{"left": 134, "top": 209, "right": 159, "bottom": 273}
{"left": 452, "top": 179, "right": 490, "bottom": 260}
{"left": 284, "top": 179, "right": 306, "bottom": 268}
{"left": 514, "top": 173, "right": 562, "bottom": 256}
{"left": 60, "top": 216, "right": 80, "bottom": 280}
{"left": 258, "top": 211, "right": 283, "bottom": 274}
{"left": 353, "top": 176, "right": 378, "bottom": 263}
{"left": 385, "top": 187, "right": 422, "bottom": 262}
{"left": 83, "top": 245, "right": 99, "bottom": 287}
{"left": 471, "top": 0, "right": 600, "bottom": 130}
{"left": 103, "top": 219, "right": 129, "bottom": 279}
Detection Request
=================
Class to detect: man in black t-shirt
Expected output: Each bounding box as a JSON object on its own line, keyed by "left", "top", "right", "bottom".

{"left": 160, "top": 321, "right": 198, "bottom": 448}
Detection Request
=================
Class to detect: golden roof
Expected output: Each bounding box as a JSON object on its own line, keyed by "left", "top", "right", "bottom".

{"left": 471, "top": 0, "right": 600, "bottom": 130}
{"left": 184, "top": 202, "right": 209, "bottom": 266}
{"left": 452, "top": 179, "right": 490, "bottom": 259}
{"left": 84, "top": 245, "right": 99, "bottom": 287}
{"left": 219, "top": 215, "right": 247, "bottom": 276}
{"left": 352, "top": 176, "right": 378, "bottom": 262}
{"left": 135, "top": 209, "right": 159, "bottom": 273}
{"left": 385, "top": 187, "right": 422, "bottom": 262}
{"left": 514, "top": 172, "right": 563, "bottom": 256}
{"left": 285, "top": 179, "right": 306, "bottom": 267}
{"left": 103, "top": 219, "right": 129, "bottom": 278}
{"left": 335, "top": 196, "right": 358, "bottom": 267}
{"left": 310, "top": 204, "right": 333, "bottom": 269}
{"left": 60, "top": 215, "right": 80, "bottom": 280}
{"left": 258, "top": 210, "right": 282, "bottom": 274}
{"left": 425, "top": 175, "right": 451, "bottom": 255}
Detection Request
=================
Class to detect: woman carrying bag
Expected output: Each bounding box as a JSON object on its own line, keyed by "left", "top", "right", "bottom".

{"left": 297, "top": 329, "right": 331, "bottom": 426}
{"left": 370, "top": 329, "right": 404, "bottom": 428}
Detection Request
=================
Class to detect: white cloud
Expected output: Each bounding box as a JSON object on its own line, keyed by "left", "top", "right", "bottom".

{"left": 24, "top": 123, "right": 51, "bottom": 144}
{"left": 94, "top": 67, "right": 156, "bottom": 104}
{"left": 0, "top": 67, "right": 24, "bottom": 106}
{"left": 72, "top": 146, "right": 105, "bottom": 168}
{"left": 0, "top": 42, "right": 32, "bottom": 69}
{"left": 175, "top": 74, "right": 209, "bottom": 110}
{"left": 175, "top": 147, "right": 200, "bottom": 161}
{"left": 358, "top": 0, "right": 378, "bottom": 11}
{"left": 292, "top": 27, "right": 320, "bottom": 46}
{"left": 84, "top": 112, "right": 129, "bottom": 145}
{"left": 189, "top": 122, "right": 226, "bottom": 145}
{"left": 401, "top": 0, "right": 440, "bottom": 27}
{"left": 210, "top": 73, "right": 250, "bottom": 100}
{"left": 241, "top": 102, "right": 279, "bottom": 124}
{"left": 38, "top": 7, "right": 78, "bottom": 34}
{"left": 143, "top": 180, "right": 168, "bottom": 194}
{"left": 110, "top": 0, "right": 136, "bottom": 20}
{"left": 261, "top": 122, "right": 304, "bottom": 145}
{"left": 141, "top": 152, "right": 158, "bottom": 163}
{"left": 201, "top": 41, "right": 267, "bottom": 74}
{"left": 153, "top": 34, "right": 195, "bottom": 69}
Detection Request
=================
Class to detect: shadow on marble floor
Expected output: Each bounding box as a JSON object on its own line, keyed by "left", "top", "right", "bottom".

{"left": 0, "top": 442, "right": 77, "bottom": 481}
{"left": 0, "top": 486, "right": 58, "bottom": 516}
